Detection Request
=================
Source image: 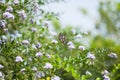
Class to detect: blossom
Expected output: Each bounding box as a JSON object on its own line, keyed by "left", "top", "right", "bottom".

{"left": 0, "top": 72, "right": 4, "bottom": 78}
{"left": 68, "top": 44, "right": 75, "bottom": 50}
{"left": 52, "top": 39, "right": 58, "bottom": 44}
{"left": 0, "top": 40, "right": 2, "bottom": 45}
{"left": 0, "top": 64, "right": 4, "bottom": 69}
{"left": 87, "top": 52, "right": 95, "bottom": 60}
{"left": 33, "top": 2, "right": 39, "bottom": 12}
{"left": 32, "top": 67, "right": 37, "bottom": 72}
{"left": 44, "top": 63, "right": 53, "bottom": 69}
{"left": 35, "top": 52, "right": 43, "bottom": 57}
{"left": 28, "top": 57, "right": 32, "bottom": 61}
{"left": 2, "top": 35, "right": 7, "bottom": 41}
{"left": 50, "top": 31, "right": 57, "bottom": 36}
{"left": 18, "top": 10, "right": 27, "bottom": 19}
{"left": 15, "top": 56, "right": 23, "bottom": 62}
{"left": 103, "top": 75, "right": 110, "bottom": 80}
{"left": 32, "top": 44, "right": 37, "bottom": 49}
{"left": 102, "top": 70, "right": 109, "bottom": 76}
{"left": 67, "top": 41, "right": 73, "bottom": 46}
{"left": 6, "top": 6, "right": 13, "bottom": 12}
{"left": 14, "top": 31, "right": 22, "bottom": 37}
{"left": 71, "top": 29, "right": 76, "bottom": 34}
{"left": 21, "top": 40, "right": 30, "bottom": 45}
{"left": 67, "top": 41, "right": 75, "bottom": 50}
{"left": 20, "top": 68, "right": 26, "bottom": 72}
{"left": 75, "top": 34, "right": 82, "bottom": 39}
{"left": 3, "top": 12, "right": 14, "bottom": 19}
{"left": 78, "top": 46, "right": 85, "bottom": 51}
{"left": 83, "top": 32, "right": 88, "bottom": 35}
{"left": 0, "top": 20, "right": 6, "bottom": 28}
{"left": 108, "top": 52, "right": 117, "bottom": 59}
{"left": 85, "top": 71, "right": 92, "bottom": 76}
{"left": 51, "top": 75, "right": 61, "bottom": 80}
{"left": 46, "top": 54, "right": 51, "bottom": 59}
{"left": 13, "top": 0, "right": 19, "bottom": 5}
{"left": 30, "top": 27, "right": 37, "bottom": 32}
{"left": 3, "top": 28, "right": 8, "bottom": 32}
{"left": 36, "top": 71, "right": 45, "bottom": 78}
{"left": 30, "top": 19, "right": 35, "bottom": 24}
{"left": 44, "top": 21, "right": 49, "bottom": 28}
{"left": 36, "top": 42, "right": 41, "bottom": 49}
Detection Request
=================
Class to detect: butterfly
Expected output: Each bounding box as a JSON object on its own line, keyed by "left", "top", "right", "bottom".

{"left": 58, "top": 33, "right": 67, "bottom": 44}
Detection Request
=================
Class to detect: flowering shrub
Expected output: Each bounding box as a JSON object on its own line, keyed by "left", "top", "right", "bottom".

{"left": 0, "top": 0, "right": 120, "bottom": 80}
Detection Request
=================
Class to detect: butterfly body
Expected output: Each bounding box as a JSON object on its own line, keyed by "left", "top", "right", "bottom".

{"left": 58, "top": 33, "right": 67, "bottom": 44}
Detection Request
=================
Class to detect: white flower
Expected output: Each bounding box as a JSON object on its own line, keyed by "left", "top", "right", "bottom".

{"left": 36, "top": 42, "right": 41, "bottom": 49}
{"left": 3, "top": 12, "right": 14, "bottom": 19}
{"left": 78, "top": 46, "right": 85, "bottom": 51}
{"left": 43, "top": 21, "right": 49, "bottom": 28}
{"left": 14, "top": 31, "right": 22, "bottom": 37}
{"left": 51, "top": 75, "right": 61, "bottom": 80}
{"left": 28, "top": 57, "right": 32, "bottom": 61}
{"left": 67, "top": 41, "right": 73, "bottom": 46}
{"left": 0, "top": 64, "right": 4, "bottom": 69}
{"left": 46, "top": 54, "right": 51, "bottom": 59}
{"left": 21, "top": 40, "right": 30, "bottom": 45}
{"left": 3, "top": 28, "right": 8, "bottom": 32}
{"left": 36, "top": 71, "right": 45, "bottom": 78}
{"left": 32, "top": 67, "right": 37, "bottom": 72}
{"left": 13, "top": 0, "right": 19, "bottom": 4}
{"left": 44, "top": 63, "right": 53, "bottom": 69}
{"left": 15, "top": 56, "right": 23, "bottom": 62}
{"left": 0, "top": 40, "right": 2, "bottom": 45}
{"left": 0, "top": 72, "right": 4, "bottom": 78}
{"left": 50, "top": 31, "right": 57, "bottom": 36}
{"left": 71, "top": 29, "right": 76, "bottom": 34}
{"left": 102, "top": 70, "right": 109, "bottom": 76}
{"left": 75, "top": 34, "right": 82, "bottom": 39}
{"left": 6, "top": 6, "right": 13, "bottom": 12}
{"left": 20, "top": 68, "right": 26, "bottom": 72}
{"left": 2, "top": 35, "right": 7, "bottom": 40}
{"left": 67, "top": 41, "right": 75, "bottom": 50}
{"left": 18, "top": 10, "right": 27, "bottom": 19}
{"left": 108, "top": 52, "right": 117, "bottom": 59}
{"left": 30, "top": 19, "right": 34, "bottom": 24}
{"left": 30, "top": 27, "right": 37, "bottom": 32}
{"left": 88, "top": 61, "right": 94, "bottom": 65}
{"left": 85, "top": 71, "right": 92, "bottom": 76}
{"left": 68, "top": 44, "right": 75, "bottom": 50}
{"left": 83, "top": 32, "right": 88, "bottom": 35}
{"left": 33, "top": 2, "right": 39, "bottom": 12}
{"left": 103, "top": 75, "right": 110, "bottom": 80}
{"left": 0, "top": 20, "right": 6, "bottom": 28}
{"left": 35, "top": 52, "right": 43, "bottom": 57}
{"left": 87, "top": 52, "right": 95, "bottom": 60}
{"left": 32, "top": 44, "right": 37, "bottom": 49}
{"left": 52, "top": 39, "right": 58, "bottom": 44}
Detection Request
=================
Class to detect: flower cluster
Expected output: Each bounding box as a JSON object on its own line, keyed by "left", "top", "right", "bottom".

{"left": 15, "top": 56, "right": 23, "bottom": 62}
{"left": 3, "top": 12, "right": 14, "bottom": 20}
{"left": 87, "top": 52, "right": 95, "bottom": 60}
{"left": 67, "top": 41, "right": 75, "bottom": 50}
{"left": 102, "top": 70, "right": 110, "bottom": 80}
{"left": 108, "top": 52, "right": 117, "bottom": 59}
{"left": 44, "top": 63, "right": 53, "bottom": 69}
{"left": 18, "top": 10, "right": 27, "bottom": 20}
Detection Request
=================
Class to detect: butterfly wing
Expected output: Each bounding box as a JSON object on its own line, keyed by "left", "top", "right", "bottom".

{"left": 58, "top": 33, "right": 67, "bottom": 44}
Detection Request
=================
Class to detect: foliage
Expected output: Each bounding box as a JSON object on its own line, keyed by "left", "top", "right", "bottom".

{"left": 0, "top": 0, "right": 120, "bottom": 80}
{"left": 96, "top": 0, "right": 120, "bottom": 37}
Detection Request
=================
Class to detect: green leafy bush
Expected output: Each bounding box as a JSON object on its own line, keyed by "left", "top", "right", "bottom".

{"left": 0, "top": 0, "right": 120, "bottom": 80}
